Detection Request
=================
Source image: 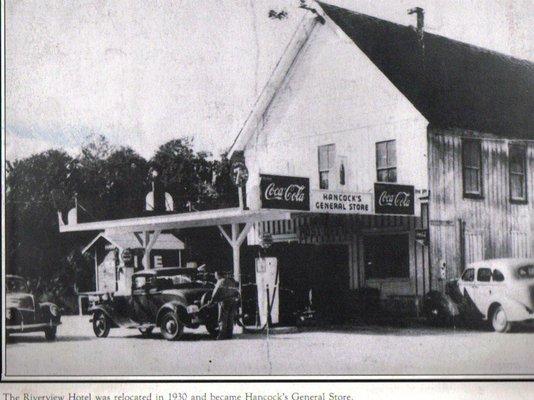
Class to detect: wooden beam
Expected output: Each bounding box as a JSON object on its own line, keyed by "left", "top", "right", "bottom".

{"left": 59, "top": 208, "right": 292, "bottom": 233}
{"left": 236, "top": 222, "right": 253, "bottom": 247}
{"left": 217, "top": 225, "right": 232, "bottom": 245}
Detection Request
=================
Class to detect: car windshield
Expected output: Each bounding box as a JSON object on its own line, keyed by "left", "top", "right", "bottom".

{"left": 516, "top": 264, "right": 534, "bottom": 279}
{"left": 6, "top": 277, "right": 29, "bottom": 293}
{"left": 133, "top": 271, "right": 206, "bottom": 290}
{"left": 157, "top": 274, "right": 193, "bottom": 289}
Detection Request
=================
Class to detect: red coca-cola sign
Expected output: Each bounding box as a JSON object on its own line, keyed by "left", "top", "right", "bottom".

{"left": 374, "top": 183, "right": 414, "bottom": 215}
{"left": 260, "top": 174, "right": 310, "bottom": 211}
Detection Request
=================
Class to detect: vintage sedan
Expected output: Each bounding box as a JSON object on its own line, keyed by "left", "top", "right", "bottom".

{"left": 88, "top": 267, "right": 227, "bottom": 340}
{"left": 452, "top": 258, "right": 534, "bottom": 332}
{"left": 5, "top": 275, "right": 61, "bottom": 340}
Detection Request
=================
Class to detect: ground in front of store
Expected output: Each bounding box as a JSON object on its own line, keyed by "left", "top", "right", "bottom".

{"left": 5, "top": 315, "right": 534, "bottom": 377}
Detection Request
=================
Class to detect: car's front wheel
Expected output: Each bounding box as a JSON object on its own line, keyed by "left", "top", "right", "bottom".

{"left": 93, "top": 312, "right": 111, "bottom": 338}
{"left": 44, "top": 326, "right": 57, "bottom": 341}
{"left": 159, "top": 311, "right": 184, "bottom": 341}
{"left": 491, "top": 305, "right": 512, "bottom": 333}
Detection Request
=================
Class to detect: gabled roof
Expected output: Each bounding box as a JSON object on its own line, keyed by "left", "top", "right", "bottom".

{"left": 82, "top": 232, "right": 185, "bottom": 254}
{"left": 319, "top": 2, "right": 534, "bottom": 139}
{"left": 228, "top": 10, "right": 322, "bottom": 158}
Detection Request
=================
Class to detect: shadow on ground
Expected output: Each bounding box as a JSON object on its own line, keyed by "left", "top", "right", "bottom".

{"left": 293, "top": 319, "right": 534, "bottom": 336}
{"left": 6, "top": 335, "right": 93, "bottom": 345}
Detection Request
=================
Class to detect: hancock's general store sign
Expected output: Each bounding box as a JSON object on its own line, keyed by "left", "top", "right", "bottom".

{"left": 310, "top": 190, "right": 373, "bottom": 214}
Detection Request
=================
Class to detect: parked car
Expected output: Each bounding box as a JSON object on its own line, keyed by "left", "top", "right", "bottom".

{"left": 88, "top": 267, "right": 232, "bottom": 340}
{"left": 453, "top": 258, "right": 534, "bottom": 332}
{"left": 5, "top": 275, "right": 61, "bottom": 340}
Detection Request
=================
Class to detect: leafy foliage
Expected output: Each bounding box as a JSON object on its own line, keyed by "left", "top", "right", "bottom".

{"left": 6, "top": 136, "right": 237, "bottom": 313}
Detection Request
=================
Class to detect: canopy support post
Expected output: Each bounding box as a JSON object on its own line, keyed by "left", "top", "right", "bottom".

{"left": 218, "top": 223, "right": 252, "bottom": 284}
{"left": 142, "top": 230, "right": 161, "bottom": 270}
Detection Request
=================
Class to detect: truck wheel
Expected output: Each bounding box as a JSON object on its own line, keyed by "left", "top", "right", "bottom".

{"left": 93, "top": 311, "right": 111, "bottom": 338}
{"left": 491, "top": 305, "right": 512, "bottom": 333}
{"left": 160, "top": 311, "right": 184, "bottom": 341}
{"left": 44, "top": 326, "right": 57, "bottom": 341}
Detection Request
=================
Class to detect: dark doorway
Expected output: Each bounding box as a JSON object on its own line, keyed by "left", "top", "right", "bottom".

{"left": 310, "top": 244, "right": 350, "bottom": 323}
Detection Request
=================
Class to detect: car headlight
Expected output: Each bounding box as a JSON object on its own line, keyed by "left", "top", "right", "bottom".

{"left": 50, "top": 305, "right": 59, "bottom": 317}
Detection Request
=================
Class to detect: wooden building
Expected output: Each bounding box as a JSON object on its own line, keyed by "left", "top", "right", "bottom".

{"left": 61, "top": 2, "right": 533, "bottom": 321}
{"left": 228, "top": 2, "right": 534, "bottom": 315}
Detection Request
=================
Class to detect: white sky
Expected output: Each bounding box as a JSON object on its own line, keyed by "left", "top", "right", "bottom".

{"left": 5, "top": 0, "right": 533, "bottom": 161}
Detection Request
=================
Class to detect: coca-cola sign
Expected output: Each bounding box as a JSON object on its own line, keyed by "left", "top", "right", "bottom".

{"left": 260, "top": 174, "right": 310, "bottom": 211}
{"left": 374, "top": 183, "right": 415, "bottom": 215}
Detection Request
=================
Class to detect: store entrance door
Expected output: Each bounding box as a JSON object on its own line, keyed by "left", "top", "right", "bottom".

{"left": 311, "top": 244, "right": 350, "bottom": 324}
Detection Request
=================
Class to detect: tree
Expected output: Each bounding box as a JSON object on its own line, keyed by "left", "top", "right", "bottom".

{"left": 6, "top": 150, "right": 74, "bottom": 275}
{"left": 74, "top": 135, "right": 150, "bottom": 220}
{"left": 151, "top": 138, "right": 218, "bottom": 211}
{"left": 5, "top": 135, "right": 240, "bottom": 313}
{"left": 210, "top": 152, "right": 239, "bottom": 209}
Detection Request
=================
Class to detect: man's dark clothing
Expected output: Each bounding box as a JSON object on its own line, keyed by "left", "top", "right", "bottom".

{"left": 211, "top": 276, "right": 239, "bottom": 339}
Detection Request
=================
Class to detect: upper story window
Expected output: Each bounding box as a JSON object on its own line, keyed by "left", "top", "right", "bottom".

{"left": 376, "top": 140, "right": 396, "bottom": 182}
{"left": 339, "top": 156, "right": 347, "bottom": 186}
{"left": 462, "top": 139, "right": 483, "bottom": 198}
{"left": 509, "top": 143, "right": 528, "bottom": 203}
{"left": 318, "top": 144, "right": 335, "bottom": 189}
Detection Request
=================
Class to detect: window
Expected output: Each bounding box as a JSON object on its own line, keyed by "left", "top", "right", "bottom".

{"left": 492, "top": 269, "right": 505, "bottom": 282}
{"left": 517, "top": 265, "right": 534, "bottom": 279}
{"left": 6, "top": 277, "right": 29, "bottom": 293}
{"left": 461, "top": 268, "right": 474, "bottom": 282}
{"left": 133, "top": 276, "right": 147, "bottom": 289}
{"left": 318, "top": 144, "right": 335, "bottom": 189}
{"left": 509, "top": 144, "right": 527, "bottom": 203}
{"left": 462, "top": 139, "right": 483, "bottom": 197}
{"left": 339, "top": 156, "right": 347, "bottom": 186}
{"left": 133, "top": 275, "right": 154, "bottom": 289}
{"left": 364, "top": 234, "right": 409, "bottom": 279}
{"left": 477, "top": 268, "right": 492, "bottom": 282}
{"left": 376, "top": 140, "right": 397, "bottom": 182}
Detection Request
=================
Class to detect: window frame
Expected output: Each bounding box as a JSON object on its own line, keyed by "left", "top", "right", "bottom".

{"left": 509, "top": 143, "right": 528, "bottom": 204}
{"left": 462, "top": 138, "right": 484, "bottom": 199}
{"left": 476, "top": 267, "right": 492, "bottom": 282}
{"left": 318, "top": 144, "right": 335, "bottom": 190}
{"left": 339, "top": 155, "right": 347, "bottom": 186}
{"left": 461, "top": 268, "right": 475, "bottom": 282}
{"left": 492, "top": 269, "right": 505, "bottom": 282}
{"left": 376, "top": 140, "right": 397, "bottom": 183}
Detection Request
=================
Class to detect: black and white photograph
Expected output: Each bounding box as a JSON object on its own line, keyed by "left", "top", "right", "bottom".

{"left": 2, "top": 0, "right": 534, "bottom": 380}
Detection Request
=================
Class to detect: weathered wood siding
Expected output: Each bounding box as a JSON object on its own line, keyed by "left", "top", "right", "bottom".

{"left": 428, "top": 127, "right": 534, "bottom": 291}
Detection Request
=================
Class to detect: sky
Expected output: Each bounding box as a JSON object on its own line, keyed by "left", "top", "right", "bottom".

{"left": 5, "top": 0, "right": 534, "bottom": 161}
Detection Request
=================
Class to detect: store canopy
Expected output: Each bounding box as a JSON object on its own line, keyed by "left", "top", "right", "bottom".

{"left": 81, "top": 232, "right": 185, "bottom": 254}
{"left": 59, "top": 207, "right": 292, "bottom": 234}
{"left": 60, "top": 207, "right": 292, "bottom": 277}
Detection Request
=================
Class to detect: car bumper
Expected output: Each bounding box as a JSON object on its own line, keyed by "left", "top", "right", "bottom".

{"left": 6, "top": 321, "right": 61, "bottom": 333}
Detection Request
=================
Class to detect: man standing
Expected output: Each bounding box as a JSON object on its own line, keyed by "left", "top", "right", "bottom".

{"left": 209, "top": 269, "right": 239, "bottom": 340}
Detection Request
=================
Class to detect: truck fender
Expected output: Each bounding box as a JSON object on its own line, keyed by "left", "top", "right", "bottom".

{"left": 156, "top": 301, "right": 188, "bottom": 326}
{"left": 88, "top": 305, "right": 119, "bottom": 328}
